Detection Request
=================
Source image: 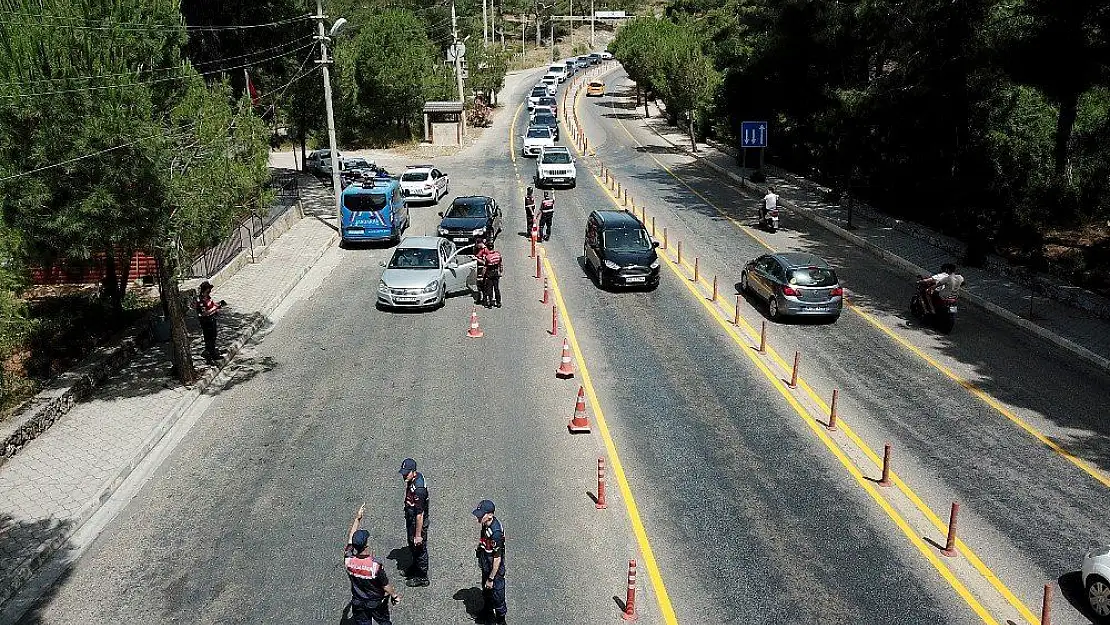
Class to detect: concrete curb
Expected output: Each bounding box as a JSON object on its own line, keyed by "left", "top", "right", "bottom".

{"left": 640, "top": 110, "right": 1110, "bottom": 375}
{"left": 0, "top": 226, "right": 338, "bottom": 608}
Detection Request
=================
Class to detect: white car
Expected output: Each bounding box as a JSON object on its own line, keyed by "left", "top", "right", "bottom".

{"left": 600, "top": 51, "right": 613, "bottom": 60}
{"left": 540, "top": 75, "right": 558, "bottom": 96}
{"left": 520, "top": 126, "right": 555, "bottom": 158}
{"left": 307, "top": 149, "right": 342, "bottom": 175}
{"left": 547, "top": 64, "right": 568, "bottom": 83}
{"left": 534, "top": 146, "right": 576, "bottom": 189}
{"left": 1084, "top": 545, "right": 1110, "bottom": 621}
{"left": 377, "top": 237, "right": 477, "bottom": 309}
{"left": 399, "top": 165, "right": 449, "bottom": 204}
{"left": 527, "top": 85, "right": 548, "bottom": 110}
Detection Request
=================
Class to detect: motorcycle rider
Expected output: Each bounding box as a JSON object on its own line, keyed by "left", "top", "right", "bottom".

{"left": 917, "top": 263, "right": 965, "bottom": 314}
{"left": 760, "top": 187, "right": 778, "bottom": 225}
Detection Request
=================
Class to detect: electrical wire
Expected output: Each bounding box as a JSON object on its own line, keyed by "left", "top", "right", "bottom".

{"left": 1, "top": 41, "right": 316, "bottom": 98}
{"left": 0, "top": 11, "right": 312, "bottom": 32}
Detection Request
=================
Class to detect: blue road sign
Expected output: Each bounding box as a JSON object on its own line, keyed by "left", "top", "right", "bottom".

{"left": 741, "top": 121, "right": 768, "bottom": 148}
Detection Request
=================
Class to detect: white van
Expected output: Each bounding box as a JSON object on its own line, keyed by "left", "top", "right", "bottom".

{"left": 548, "top": 64, "right": 568, "bottom": 83}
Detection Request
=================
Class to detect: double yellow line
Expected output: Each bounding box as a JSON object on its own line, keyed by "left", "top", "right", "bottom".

{"left": 568, "top": 72, "right": 1039, "bottom": 625}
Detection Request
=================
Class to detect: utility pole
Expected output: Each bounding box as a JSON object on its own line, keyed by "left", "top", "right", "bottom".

{"left": 590, "top": 0, "right": 595, "bottom": 48}
{"left": 482, "top": 0, "right": 488, "bottom": 44}
{"left": 314, "top": 0, "right": 342, "bottom": 228}
{"left": 549, "top": 20, "right": 554, "bottom": 61}
{"left": 450, "top": 0, "right": 468, "bottom": 137}
{"left": 521, "top": 14, "right": 526, "bottom": 60}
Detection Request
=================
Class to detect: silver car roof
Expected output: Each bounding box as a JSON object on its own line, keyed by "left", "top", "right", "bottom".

{"left": 397, "top": 236, "right": 443, "bottom": 250}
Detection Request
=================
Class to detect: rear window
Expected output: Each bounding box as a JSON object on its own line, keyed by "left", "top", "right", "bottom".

{"left": 401, "top": 172, "right": 429, "bottom": 182}
{"left": 531, "top": 87, "right": 546, "bottom": 96}
{"left": 534, "top": 115, "right": 556, "bottom": 126}
{"left": 345, "top": 193, "right": 388, "bottom": 211}
{"left": 789, "top": 267, "right": 838, "bottom": 287}
{"left": 527, "top": 127, "right": 552, "bottom": 139}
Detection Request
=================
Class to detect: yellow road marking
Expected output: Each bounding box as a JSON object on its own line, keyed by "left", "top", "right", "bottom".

{"left": 573, "top": 78, "right": 1033, "bottom": 624}
{"left": 511, "top": 86, "right": 680, "bottom": 625}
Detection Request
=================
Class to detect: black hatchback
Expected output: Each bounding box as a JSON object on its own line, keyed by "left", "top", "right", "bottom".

{"left": 437, "top": 196, "right": 503, "bottom": 247}
{"left": 583, "top": 210, "right": 660, "bottom": 290}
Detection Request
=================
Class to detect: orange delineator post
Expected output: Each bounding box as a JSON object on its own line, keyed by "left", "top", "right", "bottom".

{"left": 879, "top": 444, "right": 893, "bottom": 486}
{"left": 711, "top": 275, "right": 718, "bottom": 301}
{"left": 651, "top": 216, "right": 656, "bottom": 236}
{"left": 595, "top": 457, "right": 607, "bottom": 509}
{"left": 758, "top": 321, "right": 767, "bottom": 353}
{"left": 677, "top": 241, "right": 683, "bottom": 265}
{"left": 693, "top": 257, "right": 700, "bottom": 282}
{"left": 662, "top": 228, "right": 668, "bottom": 250}
{"left": 942, "top": 502, "right": 960, "bottom": 557}
{"left": 828, "top": 389, "right": 839, "bottom": 431}
{"left": 788, "top": 352, "right": 800, "bottom": 388}
{"left": 621, "top": 559, "right": 638, "bottom": 621}
{"left": 733, "top": 295, "right": 741, "bottom": 325}
{"left": 542, "top": 277, "right": 550, "bottom": 304}
{"left": 550, "top": 304, "right": 559, "bottom": 336}
{"left": 1040, "top": 584, "right": 1052, "bottom": 625}
{"left": 535, "top": 254, "right": 542, "bottom": 279}
{"left": 530, "top": 234, "right": 537, "bottom": 258}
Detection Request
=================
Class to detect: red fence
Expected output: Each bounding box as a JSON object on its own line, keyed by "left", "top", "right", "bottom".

{"left": 30, "top": 252, "right": 158, "bottom": 286}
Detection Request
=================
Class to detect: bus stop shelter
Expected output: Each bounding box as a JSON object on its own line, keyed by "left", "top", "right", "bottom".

{"left": 423, "top": 101, "right": 464, "bottom": 145}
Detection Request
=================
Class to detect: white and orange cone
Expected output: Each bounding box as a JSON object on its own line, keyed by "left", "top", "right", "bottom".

{"left": 567, "top": 386, "right": 591, "bottom": 433}
{"left": 466, "top": 310, "right": 483, "bottom": 338}
{"left": 556, "top": 338, "right": 575, "bottom": 379}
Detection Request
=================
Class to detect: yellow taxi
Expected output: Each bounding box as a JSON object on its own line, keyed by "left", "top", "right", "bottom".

{"left": 586, "top": 81, "right": 606, "bottom": 97}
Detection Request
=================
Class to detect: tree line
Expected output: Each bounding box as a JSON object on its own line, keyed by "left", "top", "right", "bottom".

{"left": 611, "top": 1, "right": 1110, "bottom": 279}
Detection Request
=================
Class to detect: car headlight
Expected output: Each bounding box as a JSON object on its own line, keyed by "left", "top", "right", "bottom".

{"left": 650, "top": 260, "right": 660, "bottom": 269}
{"left": 421, "top": 280, "right": 440, "bottom": 294}
{"left": 471, "top": 228, "right": 486, "bottom": 235}
{"left": 437, "top": 228, "right": 448, "bottom": 236}
{"left": 603, "top": 260, "right": 621, "bottom": 270}
{"left": 377, "top": 281, "right": 388, "bottom": 294}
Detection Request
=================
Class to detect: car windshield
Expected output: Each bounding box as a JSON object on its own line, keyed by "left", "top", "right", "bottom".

{"left": 539, "top": 97, "right": 556, "bottom": 106}
{"left": 590, "top": 82, "right": 603, "bottom": 87}
{"left": 446, "top": 201, "right": 487, "bottom": 218}
{"left": 388, "top": 247, "right": 439, "bottom": 269}
{"left": 527, "top": 127, "right": 552, "bottom": 139}
{"left": 789, "top": 267, "right": 838, "bottom": 287}
{"left": 346, "top": 159, "right": 371, "bottom": 168}
{"left": 345, "top": 193, "right": 388, "bottom": 212}
{"left": 534, "top": 115, "right": 556, "bottom": 126}
{"left": 531, "top": 88, "right": 546, "bottom": 96}
{"left": 401, "top": 171, "right": 429, "bottom": 181}
{"left": 542, "top": 151, "right": 571, "bottom": 164}
{"left": 603, "top": 228, "right": 652, "bottom": 251}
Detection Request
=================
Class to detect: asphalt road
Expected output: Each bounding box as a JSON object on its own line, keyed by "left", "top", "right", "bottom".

{"left": 574, "top": 69, "right": 1110, "bottom": 622}
{"left": 7, "top": 64, "right": 1101, "bottom": 625}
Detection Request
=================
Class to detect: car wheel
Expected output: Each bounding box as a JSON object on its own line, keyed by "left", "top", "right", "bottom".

{"left": 740, "top": 271, "right": 749, "bottom": 294}
{"left": 768, "top": 297, "right": 781, "bottom": 320}
{"left": 1089, "top": 575, "right": 1110, "bottom": 621}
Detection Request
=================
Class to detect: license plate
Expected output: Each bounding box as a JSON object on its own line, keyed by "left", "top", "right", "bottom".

{"left": 347, "top": 228, "right": 364, "bottom": 234}
{"left": 949, "top": 306, "right": 957, "bottom": 312}
{"left": 551, "top": 178, "right": 566, "bottom": 183}
{"left": 626, "top": 276, "right": 646, "bottom": 283}
{"left": 453, "top": 237, "right": 469, "bottom": 242}
{"left": 395, "top": 296, "right": 416, "bottom": 303}
{"left": 806, "top": 306, "right": 828, "bottom": 312}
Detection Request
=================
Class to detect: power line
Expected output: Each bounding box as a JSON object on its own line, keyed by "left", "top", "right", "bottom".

{"left": 0, "top": 11, "right": 312, "bottom": 32}
{"left": 1, "top": 41, "right": 317, "bottom": 98}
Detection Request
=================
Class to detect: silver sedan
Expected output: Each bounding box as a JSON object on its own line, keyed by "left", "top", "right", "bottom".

{"left": 740, "top": 252, "right": 843, "bottom": 322}
{"left": 377, "top": 237, "right": 477, "bottom": 309}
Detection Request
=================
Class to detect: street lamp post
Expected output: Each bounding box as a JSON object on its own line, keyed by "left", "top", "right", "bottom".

{"left": 314, "top": 0, "right": 344, "bottom": 230}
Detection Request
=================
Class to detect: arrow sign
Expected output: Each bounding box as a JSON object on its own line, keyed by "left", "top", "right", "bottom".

{"left": 741, "top": 121, "right": 768, "bottom": 148}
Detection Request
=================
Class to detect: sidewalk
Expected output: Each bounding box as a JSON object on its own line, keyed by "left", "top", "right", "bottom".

{"left": 636, "top": 98, "right": 1110, "bottom": 373}
{"left": 0, "top": 174, "right": 338, "bottom": 606}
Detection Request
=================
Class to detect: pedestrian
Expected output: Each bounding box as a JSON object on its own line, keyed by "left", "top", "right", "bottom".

{"left": 478, "top": 241, "right": 503, "bottom": 308}
{"left": 473, "top": 499, "right": 507, "bottom": 624}
{"left": 538, "top": 192, "right": 555, "bottom": 241}
{"left": 523, "top": 187, "right": 536, "bottom": 235}
{"left": 195, "top": 281, "right": 226, "bottom": 365}
{"left": 398, "top": 458, "right": 430, "bottom": 587}
{"left": 344, "top": 504, "right": 402, "bottom": 625}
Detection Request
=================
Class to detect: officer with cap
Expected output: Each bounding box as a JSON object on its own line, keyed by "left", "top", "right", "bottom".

{"left": 473, "top": 499, "right": 507, "bottom": 624}
{"left": 344, "top": 504, "right": 401, "bottom": 625}
{"left": 398, "top": 458, "right": 430, "bottom": 587}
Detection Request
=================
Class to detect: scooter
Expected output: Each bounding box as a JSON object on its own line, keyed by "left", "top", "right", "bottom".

{"left": 760, "top": 207, "right": 780, "bottom": 233}
{"left": 910, "top": 280, "right": 958, "bottom": 333}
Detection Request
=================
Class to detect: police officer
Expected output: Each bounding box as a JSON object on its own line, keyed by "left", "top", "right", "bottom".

{"left": 523, "top": 187, "right": 536, "bottom": 235}
{"left": 345, "top": 504, "right": 402, "bottom": 625}
{"left": 538, "top": 192, "right": 555, "bottom": 241}
{"left": 478, "top": 241, "right": 503, "bottom": 308}
{"left": 398, "top": 458, "right": 430, "bottom": 587}
{"left": 473, "top": 499, "right": 507, "bottom": 624}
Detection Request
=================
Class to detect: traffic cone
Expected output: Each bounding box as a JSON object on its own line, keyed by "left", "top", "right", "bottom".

{"left": 556, "top": 338, "right": 575, "bottom": 379}
{"left": 466, "top": 310, "right": 483, "bottom": 338}
{"left": 567, "top": 386, "right": 591, "bottom": 433}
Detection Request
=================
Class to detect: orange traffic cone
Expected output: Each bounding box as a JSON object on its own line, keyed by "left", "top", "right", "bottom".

{"left": 466, "top": 310, "right": 483, "bottom": 338}
{"left": 556, "top": 338, "right": 575, "bottom": 379}
{"left": 567, "top": 386, "right": 591, "bottom": 433}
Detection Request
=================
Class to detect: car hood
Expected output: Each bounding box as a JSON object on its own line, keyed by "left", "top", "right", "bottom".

{"left": 604, "top": 248, "right": 657, "bottom": 267}
{"left": 438, "top": 216, "right": 486, "bottom": 230}
{"left": 381, "top": 267, "right": 441, "bottom": 289}
{"left": 524, "top": 137, "right": 554, "bottom": 146}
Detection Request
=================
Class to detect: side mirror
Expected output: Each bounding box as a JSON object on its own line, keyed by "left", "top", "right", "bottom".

{"left": 379, "top": 261, "right": 386, "bottom": 267}
{"left": 401, "top": 189, "right": 410, "bottom": 197}
{"left": 438, "top": 211, "right": 444, "bottom": 218}
{"left": 652, "top": 240, "right": 660, "bottom": 248}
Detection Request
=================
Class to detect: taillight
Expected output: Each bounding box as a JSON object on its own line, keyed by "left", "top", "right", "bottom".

{"left": 830, "top": 287, "right": 844, "bottom": 297}
{"left": 781, "top": 286, "right": 799, "bottom": 296}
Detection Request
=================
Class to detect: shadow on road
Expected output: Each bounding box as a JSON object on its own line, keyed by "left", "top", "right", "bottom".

{"left": 452, "top": 586, "right": 485, "bottom": 622}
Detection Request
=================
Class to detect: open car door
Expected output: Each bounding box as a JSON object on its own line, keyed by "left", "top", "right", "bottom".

{"left": 445, "top": 249, "right": 478, "bottom": 294}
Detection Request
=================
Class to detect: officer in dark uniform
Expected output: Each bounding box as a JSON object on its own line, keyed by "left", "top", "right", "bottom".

{"left": 473, "top": 499, "right": 507, "bottom": 624}
{"left": 538, "top": 192, "right": 555, "bottom": 241}
{"left": 523, "top": 187, "right": 536, "bottom": 234}
{"left": 398, "top": 458, "right": 430, "bottom": 587}
{"left": 345, "top": 504, "right": 401, "bottom": 625}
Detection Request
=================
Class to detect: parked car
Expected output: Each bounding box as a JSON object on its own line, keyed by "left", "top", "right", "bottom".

{"left": 583, "top": 210, "right": 660, "bottom": 290}
{"left": 586, "top": 81, "right": 606, "bottom": 97}
{"left": 307, "top": 149, "right": 342, "bottom": 176}
{"left": 436, "top": 196, "right": 503, "bottom": 247}
{"left": 520, "top": 125, "right": 555, "bottom": 157}
{"left": 534, "top": 146, "right": 576, "bottom": 189}
{"left": 399, "top": 165, "right": 449, "bottom": 204}
{"left": 531, "top": 112, "right": 559, "bottom": 141}
{"left": 376, "top": 237, "right": 477, "bottom": 309}
{"left": 1084, "top": 545, "right": 1110, "bottom": 622}
{"left": 740, "top": 252, "right": 843, "bottom": 322}
{"left": 527, "top": 85, "right": 548, "bottom": 110}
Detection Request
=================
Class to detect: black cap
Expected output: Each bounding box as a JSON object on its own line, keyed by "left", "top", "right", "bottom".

{"left": 472, "top": 499, "right": 495, "bottom": 518}
{"left": 399, "top": 458, "right": 417, "bottom": 475}
{"left": 351, "top": 529, "right": 370, "bottom": 550}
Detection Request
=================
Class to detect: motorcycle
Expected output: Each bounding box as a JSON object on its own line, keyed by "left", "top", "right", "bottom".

{"left": 760, "top": 207, "right": 780, "bottom": 233}
{"left": 910, "top": 278, "right": 958, "bottom": 333}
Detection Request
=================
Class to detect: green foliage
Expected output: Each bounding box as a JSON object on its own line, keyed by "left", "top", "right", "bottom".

{"left": 470, "top": 43, "right": 510, "bottom": 105}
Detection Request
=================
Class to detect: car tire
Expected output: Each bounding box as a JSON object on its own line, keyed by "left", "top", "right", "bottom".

{"left": 1089, "top": 575, "right": 1110, "bottom": 622}
{"left": 740, "top": 271, "right": 749, "bottom": 294}
{"left": 768, "top": 297, "right": 781, "bottom": 320}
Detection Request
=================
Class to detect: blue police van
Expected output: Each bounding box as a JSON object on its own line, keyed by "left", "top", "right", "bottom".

{"left": 340, "top": 174, "right": 410, "bottom": 244}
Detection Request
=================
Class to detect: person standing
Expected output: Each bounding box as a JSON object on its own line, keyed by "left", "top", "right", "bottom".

{"left": 538, "top": 192, "right": 555, "bottom": 242}
{"left": 195, "top": 281, "right": 226, "bottom": 365}
{"left": 344, "top": 504, "right": 401, "bottom": 625}
{"left": 523, "top": 187, "right": 536, "bottom": 235}
{"left": 473, "top": 500, "right": 507, "bottom": 624}
{"left": 398, "top": 458, "right": 430, "bottom": 587}
{"left": 479, "top": 242, "right": 503, "bottom": 308}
